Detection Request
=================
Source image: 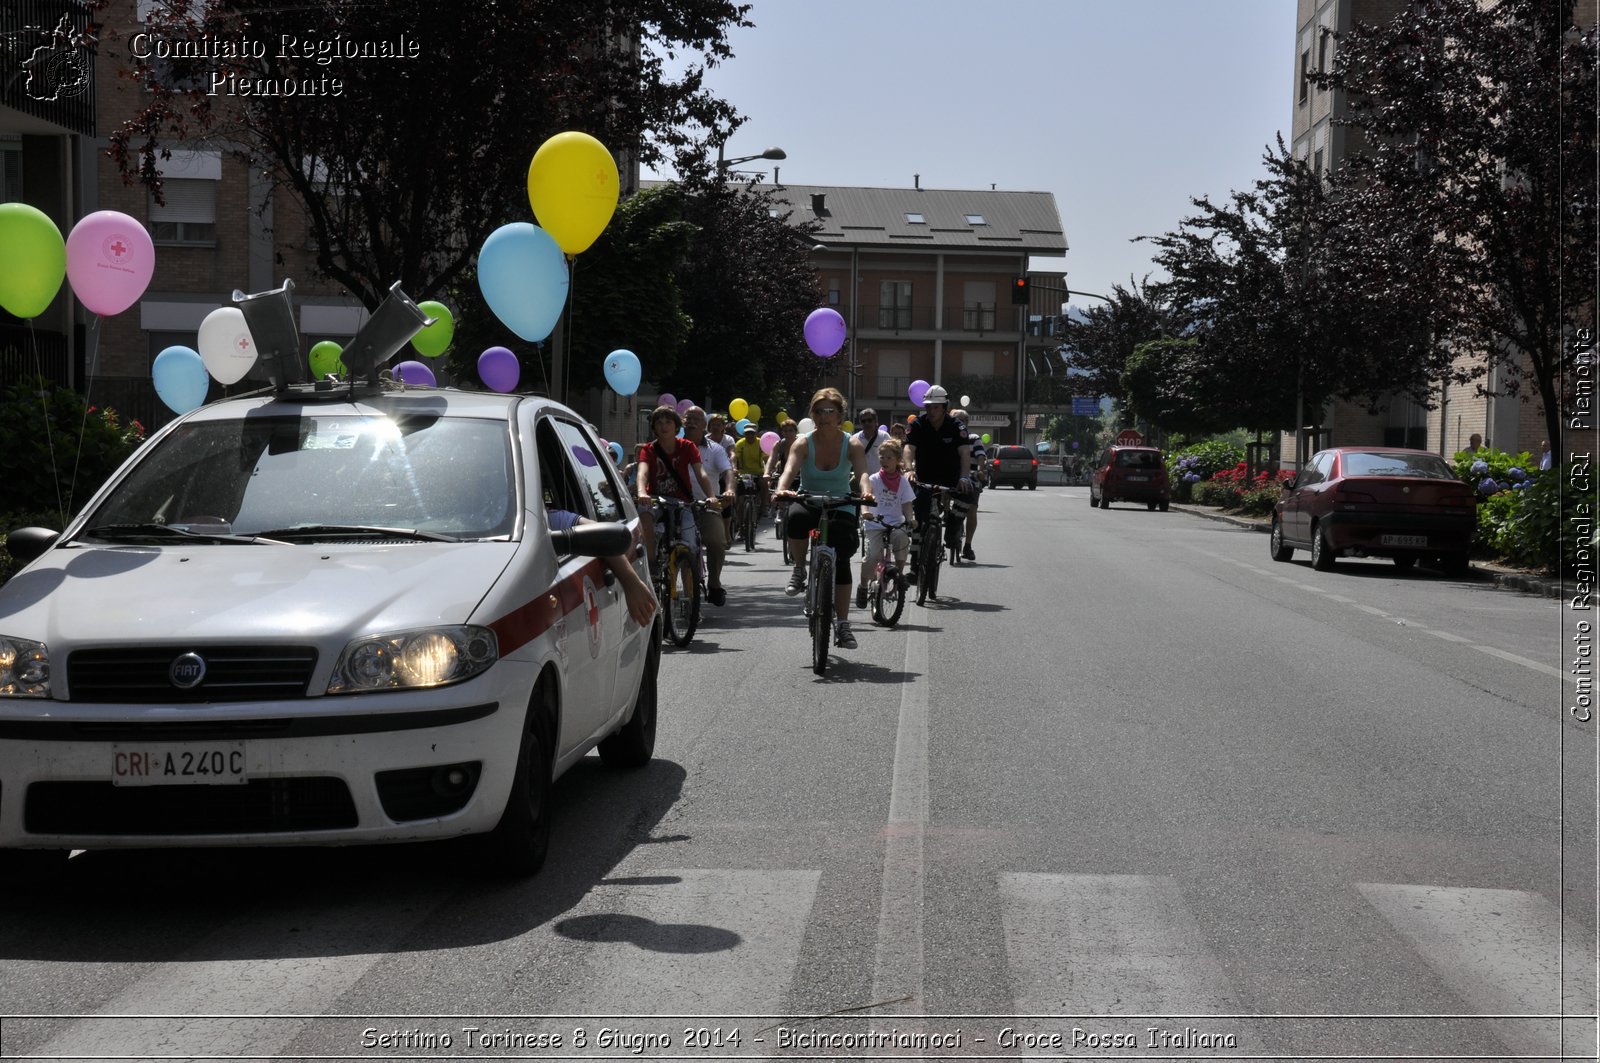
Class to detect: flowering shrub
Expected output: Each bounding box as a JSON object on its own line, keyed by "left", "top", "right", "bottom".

{"left": 1452, "top": 445, "right": 1566, "bottom": 570}
{"left": 1193, "top": 462, "right": 1297, "bottom": 516}
{"left": 1167, "top": 440, "right": 1244, "bottom": 503}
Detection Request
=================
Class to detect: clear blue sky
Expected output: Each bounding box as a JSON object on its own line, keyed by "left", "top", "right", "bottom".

{"left": 644, "top": 0, "right": 1296, "bottom": 310}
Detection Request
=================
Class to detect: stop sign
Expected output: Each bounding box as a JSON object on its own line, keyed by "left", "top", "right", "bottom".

{"left": 1115, "top": 429, "right": 1144, "bottom": 446}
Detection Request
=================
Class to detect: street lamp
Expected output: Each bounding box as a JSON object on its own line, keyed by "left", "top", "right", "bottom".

{"left": 716, "top": 144, "right": 786, "bottom": 174}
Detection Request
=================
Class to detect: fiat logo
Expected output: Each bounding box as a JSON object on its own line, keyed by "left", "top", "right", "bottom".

{"left": 169, "top": 652, "right": 207, "bottom": 689}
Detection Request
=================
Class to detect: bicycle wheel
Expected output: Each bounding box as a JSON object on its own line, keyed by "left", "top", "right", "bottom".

{"left": 744, "top": 501, "right": 757, "bottom": 552}
{"left": 875, "top": 567, "right": 906, "bottom": 627}
{"left": 916, "top": 532, "right": 938, "bottom": 606}
{"left": 812, "top": 551, "right": 833, "bottom": 675}
{"left": 925, "top": 536, "right": 943, "bottom": 601}
{"left": 664, "top": 544, "right": 699, "bottom": 646}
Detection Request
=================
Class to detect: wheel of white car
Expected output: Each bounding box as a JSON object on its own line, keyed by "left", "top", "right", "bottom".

{"left": 482, "top": 680, "right": 556, "bottom": 876}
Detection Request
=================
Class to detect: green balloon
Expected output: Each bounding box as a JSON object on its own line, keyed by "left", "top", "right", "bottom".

{"left": 0, "top": 203, "right": 66, "bottom": 318}
{"left": 411, "top": 300, "right": 454, "bottom": 357}
{"left": 309, "top": 340, "right": 345, "bottom": 378}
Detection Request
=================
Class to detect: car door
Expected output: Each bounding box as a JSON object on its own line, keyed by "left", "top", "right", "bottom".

{"left": 1285, "top": 451, "right": 1333, "bottom": 544}
{"left": 541, "top": 416, "right": 645, "bottom": 740}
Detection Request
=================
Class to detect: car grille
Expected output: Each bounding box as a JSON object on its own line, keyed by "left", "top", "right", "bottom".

{"left": 67, "top": 646, "right": 319, "bottom": 703}
{"left": 24, "top": 778, "right": 358, "bottom": 835}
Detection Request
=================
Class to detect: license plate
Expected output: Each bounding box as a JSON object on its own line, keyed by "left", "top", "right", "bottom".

{"left": 111, "top": 744, "right": 247, "bottom": 786}
{"left": 1381, "top": 534, "right": 1428, "bottom": 547}
{"left": 1126, "top": 475, "right": 1149, "bottom": 482}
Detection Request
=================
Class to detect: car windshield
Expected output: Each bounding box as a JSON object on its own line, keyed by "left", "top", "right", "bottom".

{"left": 1115, "top": 450, "right": 1161, "bottom": 467}
{"left": 86, "top": 412, "right": 518, "bottom": 541}
{"left": 1340, "top": 451, "right": 1458, "bottom": 480}
{"left": 999, "top": 447, "right": 1028, "bottom": 459}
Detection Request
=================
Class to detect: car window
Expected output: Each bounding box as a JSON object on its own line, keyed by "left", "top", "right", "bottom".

{"left": 543, "top": 417, "right": 625, "bottom": 523}
{"left": 92, "top": 412, "right": 517, "bottom": 539}
{"left": 1115, "top": 450, "right": 1159, "bottom": 467}
{"left": 999, "top": 447, "right": 1028, "bottom": 459}
{"left": 1341, "top": 451, "right": 1458, "bottom": 479}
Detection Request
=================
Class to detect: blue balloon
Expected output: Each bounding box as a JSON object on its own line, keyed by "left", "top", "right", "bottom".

{"left": 608, "top": 441, "right": 624, "bottom": 465}
{"left": 602, "top": 348, "right": 641, "bottom": 396}
{"left": 152, "top": 345, "right": 209, "bottom": 414}
{"left": 735, "top": 418, "right": 752, "bottom": 434}
{"left": 477, "top": 223, "right": 569, "bottom": 342}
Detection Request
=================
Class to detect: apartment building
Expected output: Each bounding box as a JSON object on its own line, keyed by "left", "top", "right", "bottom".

{"left": 1287, "top": 0, "right": 1595, "bottom": 464}
{"left": 770, "top": 182, "right": 1067, "bottom": 443}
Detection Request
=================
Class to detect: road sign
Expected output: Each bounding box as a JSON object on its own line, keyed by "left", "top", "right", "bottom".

{"left": 1071, "top": 396, "right": 1099, "bottom": 416}
{"left": 1115, "top": 429, "right": 1145, "bottom": 446}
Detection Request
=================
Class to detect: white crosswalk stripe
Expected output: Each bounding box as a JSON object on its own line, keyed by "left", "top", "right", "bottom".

{"left": 1358, "top": 882, "right": 1597, "bottom": 1057}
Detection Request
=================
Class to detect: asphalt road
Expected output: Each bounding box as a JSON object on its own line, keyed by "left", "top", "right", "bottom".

{"left": 2, "top": 485, "right": 1592, "bottom": 1060}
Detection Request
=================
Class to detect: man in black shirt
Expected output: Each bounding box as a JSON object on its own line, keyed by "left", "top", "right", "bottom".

{"left": 903, "top": 384, "right": 972, "bottom": 562}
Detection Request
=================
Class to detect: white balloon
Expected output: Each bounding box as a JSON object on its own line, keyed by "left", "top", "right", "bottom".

{"left": 796, "top": 417, "right": 816, "bottom": 434}
{"left": 960, "top": 394, "right": 971, "bottom": 407}
{"left": 197, "top": 306, "right": 258, "bottom": 385}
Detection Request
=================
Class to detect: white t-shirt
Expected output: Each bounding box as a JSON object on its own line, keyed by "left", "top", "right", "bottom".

{"left": 706, "top": 432, "right": 736, "bottom": 458}
{"left": 854, "top": 430, "right": 882, "bottom": 476}
{"left": 694, "top": 436, "right": 732, "bottom": 500}
{"left": 867, "top": 470, "right": 917, "bottom": 526}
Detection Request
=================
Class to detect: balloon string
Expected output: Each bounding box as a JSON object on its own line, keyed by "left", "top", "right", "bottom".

{"left": 564, "top": 255, "right": 577, "bottom": 406}
{"left": 534, "top": 341, "right": 551, "bottom": 396}
{"left": 66, "top": 313, "right": 101, "bottom": 518}
{"left": 26, "top": 318, "right": 66, "bottom": 527}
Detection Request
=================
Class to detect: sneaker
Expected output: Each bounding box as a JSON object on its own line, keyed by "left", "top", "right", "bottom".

{"left": 962, "top": 545, "right": 975, "bottom": 561}
{"left": 855, "top": 583, "right": 869, "bottom": 608}
{"left": 833, "top": 621, "right": 857, "bottom": 649}
{"left": 708, "top": 585, "right": 726, "bottom": 607}
{"left": 785, "top": 568, "right": 806, "bottom": 597}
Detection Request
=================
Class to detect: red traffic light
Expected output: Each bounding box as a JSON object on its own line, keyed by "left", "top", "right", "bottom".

{"left": 1010, "top": 275, "right": 1030, "bottom": 305}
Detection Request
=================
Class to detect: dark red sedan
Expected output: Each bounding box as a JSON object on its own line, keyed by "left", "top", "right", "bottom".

{"left": 1090, "top": 445, "right": 1171, "bottom": 511}
{"left": 1270, "top": 447, "right": 1477, "bottom": 574}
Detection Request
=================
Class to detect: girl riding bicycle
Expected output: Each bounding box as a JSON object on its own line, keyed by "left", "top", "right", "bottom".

{"left": 772, "top": 387, "right": 872, "bottom": 650}
{"left": 635, "top": 404, "right": 719, "bottom": 581}
{"left": 858, "top": 437, "right": 916, "bottom": 608}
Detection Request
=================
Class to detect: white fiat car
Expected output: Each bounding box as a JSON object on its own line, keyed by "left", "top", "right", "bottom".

{"left": 0, "top": 385, "right": 659, "bottom": 881}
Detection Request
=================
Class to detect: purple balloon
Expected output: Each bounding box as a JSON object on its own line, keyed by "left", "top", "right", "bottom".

{"left": 676, "top": 398, "right": 694, "bottom": 415}
{"left": 658, "top": 392, "right": 677, "bottom": 409}
{"left": 908, "top": 378, "right": 929, "bottom": 406}
{"left": 804, "top": 307, "right": 847, "bottom": 358}
{"left": 395, "top": 360, "right": 437, "bottom": 387}
{"left": 478, "top": 346, "right": 520, "bottom": 393}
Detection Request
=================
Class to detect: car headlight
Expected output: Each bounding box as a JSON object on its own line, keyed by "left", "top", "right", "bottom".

{"left": 0, "top": 636, "right": 50, "bottom": 698}
{"left": 326, "top": 625, "right": 498, "bottom": 694}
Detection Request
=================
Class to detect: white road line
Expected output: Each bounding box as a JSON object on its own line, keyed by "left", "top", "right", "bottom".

{"left": 24, "top": 889, "right": 442, "bottom": 1058}
{"left": 1358, "top": 883, "right": 1596, "bottom": 1057}
{"left": 548, "top": 869, "right": 821, "bottom": 1015}
{"left": 1427, "top": 630, "right": 1473, "bottom": 643}
{"left": 1469, "top": 644, "right": 1568, "bottom": 682}
{"left": 999, "top": 873, "right": 1244, "bottom": 1015}
{"left": 871, "top": 628, "right": 930, "bottom": 1015}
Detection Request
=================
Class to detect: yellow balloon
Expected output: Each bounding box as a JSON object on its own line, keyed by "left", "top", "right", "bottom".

{"left": 746, "top": 404, "right": 762, "bottom": 422}
{"left": 526, "top": 131, "right": 620, "bottom": 256}
{"left": 728, "top": 398, "right": 748, "bottom": 420}
{"left": 843, "top": 420, "right": 854, "bottom": 432}
{"left": 776, "top": 410, "right": 789, "bottom": 424}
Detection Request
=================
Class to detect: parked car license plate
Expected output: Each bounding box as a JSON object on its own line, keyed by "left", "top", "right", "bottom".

{"left": 1380, "top": 534, "right": 1428, "bottom": 547}
{"left": 111, "top": 744, "right": 247, "bottom": 786}
{"left": 1126, "top": 474, "right": 1149, "bottom": 482}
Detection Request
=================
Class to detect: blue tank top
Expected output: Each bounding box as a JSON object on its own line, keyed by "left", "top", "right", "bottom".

{"left": 801, "top": 430, "right": 853, "bottom": 496}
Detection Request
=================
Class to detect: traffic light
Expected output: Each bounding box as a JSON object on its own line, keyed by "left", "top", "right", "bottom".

{"left": 1010, "top": 275, "right": 1030, "bottom": 305}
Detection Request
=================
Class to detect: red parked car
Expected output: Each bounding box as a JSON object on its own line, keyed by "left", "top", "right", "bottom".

{"left": 1270, "top": 447, "right": 1476, "bottom": 575}
{"left": 1090, "top": 446, "right": 1171, "bottom": 511}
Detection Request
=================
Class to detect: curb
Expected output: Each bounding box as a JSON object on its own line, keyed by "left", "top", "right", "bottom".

{"left": 1168, "top": 504, "right": 1567, "bottom": 600}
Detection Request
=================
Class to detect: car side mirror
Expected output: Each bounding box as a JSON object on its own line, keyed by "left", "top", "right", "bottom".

{"left": 552, "top": 522, "right": 632, "bottom": 559}
{"left": 4, "top": 526, "right": 59, "bottom": 564}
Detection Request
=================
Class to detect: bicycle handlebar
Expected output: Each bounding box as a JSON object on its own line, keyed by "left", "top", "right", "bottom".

{"left": 790, "top": 493, "right": 868, "bottom": 510}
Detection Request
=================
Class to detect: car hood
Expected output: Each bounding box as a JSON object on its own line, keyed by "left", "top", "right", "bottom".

{"left": 0, "top": 542, "right": 519, "bottom": 648}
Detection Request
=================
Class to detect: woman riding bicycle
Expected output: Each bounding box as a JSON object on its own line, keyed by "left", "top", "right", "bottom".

{"left": 635, "top": 404, "right": 719, "bottom": 580}
{"left": 772, "top": 387, "right": 872, "bottom": 650}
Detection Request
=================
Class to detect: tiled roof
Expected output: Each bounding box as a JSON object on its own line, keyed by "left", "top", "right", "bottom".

{"left": 768, "top": 183, "right": 1067, "bottom": 255}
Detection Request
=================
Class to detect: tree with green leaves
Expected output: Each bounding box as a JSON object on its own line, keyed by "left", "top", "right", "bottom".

{"left": 1319, "top": 0, "right": 1598, "bottom": 449}
{"left": 109, "top": 0, "right": 752, "bottom": 310}
{"left": 1056, "top": 281, "right": 1173, "bottom": 407}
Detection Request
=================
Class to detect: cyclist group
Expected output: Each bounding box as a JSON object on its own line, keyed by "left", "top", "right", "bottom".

{"left": 632, "top": 382, "right": 987, "bottom": 656}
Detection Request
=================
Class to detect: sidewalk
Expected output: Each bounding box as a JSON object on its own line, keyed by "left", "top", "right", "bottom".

{"left": 1168, "top": 503, "right": 1569, "bottom": 600}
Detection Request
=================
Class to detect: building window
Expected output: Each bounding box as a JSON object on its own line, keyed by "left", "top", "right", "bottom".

{"left": 878, "top": 281, "right": 912, "bottom": 329}
{"left": 0, "top": 138, "right": 20, "bottom": 201}
{"left": 964, "top": 214, "right": 986, "bottom": 225}
{"left": 877, "top": 350, "right": 910, "bottom": 400}
{"left": 904, "top": 212, "right": 925, "bottom": 224}
{"left": 827, "top": 279, "right": 841, "bottom": 306}
{"left": 149, "top": 178, "right": 217, "bottom": 245}
{"left": 964, "top": 350, "right": 994, "bottom": 377}
{"left": 962, "top": 280, "right": 996, "bottom": 331}
{"left": 1313, "top": 149, "right": 1323, "bottom": 176}
{"left": 1299, "top": 49, "right": 1310, "bottom": 104}
{"left": 1318, "top": 31, "right": 1330, "bottom": 76}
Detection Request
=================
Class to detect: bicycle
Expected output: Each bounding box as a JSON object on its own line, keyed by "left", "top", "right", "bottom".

{"left": 861, "top": 516, "right": 908, "bottom": 627}
{"left": 648, "top": 496, "right": 710, "bottom": 647}
{"left": 734, "top": 474, "right": 762, "bottom": 552}
{"left": 789, "top": 493, "right": 865, "bottom": 676}
{"left": 912, "top": 483, "right": 961, "bottom": 605}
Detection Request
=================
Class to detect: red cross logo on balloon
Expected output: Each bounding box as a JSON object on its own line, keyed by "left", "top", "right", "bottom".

{"left": 236, "top": 336, "right": 251, "bottom": 351}
{"left": 108, "top": 240, "right": 127, "bottom": 258}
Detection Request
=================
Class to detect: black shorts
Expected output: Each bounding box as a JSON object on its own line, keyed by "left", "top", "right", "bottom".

{"left": 783, "top": 503, "right": 859, "bottom": 576}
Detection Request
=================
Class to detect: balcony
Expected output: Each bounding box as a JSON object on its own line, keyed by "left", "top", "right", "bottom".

{"left": 854, "top": 304, "right": 1019, "bottom": 336}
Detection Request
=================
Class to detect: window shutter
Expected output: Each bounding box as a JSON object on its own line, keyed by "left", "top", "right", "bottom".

{"left": 148, "top": 179, "right": 216, "bottom": 223}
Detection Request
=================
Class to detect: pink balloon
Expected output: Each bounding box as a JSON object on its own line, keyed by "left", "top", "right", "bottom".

{"left": 395, "top": 360, "right": 436, "bottom": 387}
{"left": 676, "top": 398, "right": 694, "bottom": 415}
{"left": 477, "top": 346, "right": 519, "bottom": 392}
{"left": 804, "top": 307, "right": 846, "bottom": 358}
{"left": 908, "top": 379, "right": 929, "bottom": 406}
{"left": 657, "top": 392, "right": 677, "bottom": 409}
{"left": 760, "top": 430, "right": 779, "bottom": 455}
{"left": 66, "top": 211, "right": 154, "bottom": 316}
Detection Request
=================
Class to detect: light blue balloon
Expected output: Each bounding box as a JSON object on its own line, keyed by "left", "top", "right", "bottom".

{"left": 735, "top": 418, "right": 752, "bottom": 434}
{"left": 608, "top": 441, "right": 624, "bottom": 464}
{"left": 603, "top": 348, "right": 641, "bottom": 396}
{"left": 152, "top": 345, "right": 209, "bottom": 414}
{"left": 477, "top": 223, "right": 569, "bottom": 342}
